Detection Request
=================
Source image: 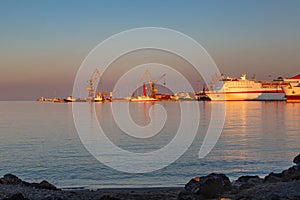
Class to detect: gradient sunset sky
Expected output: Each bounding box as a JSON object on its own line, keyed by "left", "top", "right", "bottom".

{"left": 0, "top": 0, "right": 299, "bottom": 100}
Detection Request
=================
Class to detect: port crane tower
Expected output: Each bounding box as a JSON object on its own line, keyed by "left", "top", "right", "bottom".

{"left": 141, "top": 70, "right": 166, "bottom": 98}
{"left": 86, "top": 69, "right": 101, "bottom": 100}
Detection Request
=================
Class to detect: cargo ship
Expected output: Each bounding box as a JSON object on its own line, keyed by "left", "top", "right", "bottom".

{"left": 205, "top": 74, "right": 287, "bottom": 101}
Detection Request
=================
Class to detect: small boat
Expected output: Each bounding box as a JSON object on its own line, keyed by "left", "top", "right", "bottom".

{"left": 94, "top": 95, "right": 103, "bottom": 102}
{"left": 195, "top": 92, "right": 211, "bottom": 101}
{"left": 130, "top": 96, "right": 157, "bottom": 102}
{"left": 36, "top": 97, "right": 45, "bottom": 102}
{"left": 130, "top": 83, "right": 157, "bottom": 102}
{"left": 170, "top": 95, "right": 179, "bottom": 101}
{"left": 64, "top": 96, "right": 76, "bottom": 102}
{"left": 176, "top": 92, "right": 194, "bottom": 101}
{"left": 53, "top": 98, "right": 65, "bottom": 103}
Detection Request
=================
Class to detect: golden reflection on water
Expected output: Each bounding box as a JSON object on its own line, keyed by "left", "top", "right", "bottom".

{"left": 1, "top": 101, "right": 300, "bottom": 187}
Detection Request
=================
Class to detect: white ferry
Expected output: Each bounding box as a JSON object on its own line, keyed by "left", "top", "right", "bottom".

{"left": 205, "top": 74, "right": 286, "bottom": 101}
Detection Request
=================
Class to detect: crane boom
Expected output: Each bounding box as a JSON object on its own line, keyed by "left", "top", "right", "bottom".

{"left": 140, "top": 70, "right": 166, "bottom": 98}
{"left": 155, "top": 73, "right": 166, "bottom": 85}
{"left": 86, "top": 69, "right": 100, "bottom": 99}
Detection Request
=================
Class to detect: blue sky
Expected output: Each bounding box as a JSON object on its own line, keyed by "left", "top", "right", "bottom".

{"left": 0, "top": 0, "right": 299, "bottom": 100}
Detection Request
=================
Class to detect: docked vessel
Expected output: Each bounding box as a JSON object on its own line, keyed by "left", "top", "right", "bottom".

{"left": 282, "top": 83, "right": 300, "bottom": 102}
{"left": 130, "top": 96, "right": 157, "bottom": 102}
{"left": 282, "top": 74, "right": 300, "bottom": 102}
{"left": 64, "top": 96, "right": 77, "bottom": 102}
{"left": 205, "top": 74, "right": 286, "bottom": 101}
{"left": 176, "top": 92, "right": 195, "bottom": 101}
{"left": 93, "top": 95, "right": 103, "bottom": 102}
{"left": 130, "top": 83, "right": 157, "bottom": 102}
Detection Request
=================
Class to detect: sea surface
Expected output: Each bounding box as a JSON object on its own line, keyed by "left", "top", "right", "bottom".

{"left": 0, "top": 101, "right": 299, "bottom": 189}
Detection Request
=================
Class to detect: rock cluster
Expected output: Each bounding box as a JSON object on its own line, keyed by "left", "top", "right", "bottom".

{"left": 0, "top": 174, "right": 59, "bottom": 191}
{"left": 0, "top": 153, "right": 299, "bottom": 200}
{"left": 179, "top": 153, "right": 300, "bottom": 200}
{"left": 293, "top": 154, "right": 300, "bottom": 165}
{"left": 2, "top": 193, "right": 27, "bottom": 200}
{"left": 179, "top": 173, "right": 231, "bottom": 199}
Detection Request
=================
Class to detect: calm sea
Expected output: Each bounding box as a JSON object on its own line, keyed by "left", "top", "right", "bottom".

{"left": 0, "top": 101, "right": 299, "bottom": 189}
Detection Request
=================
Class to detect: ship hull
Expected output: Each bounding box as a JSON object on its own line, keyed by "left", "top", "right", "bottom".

{"left": 130, "top": 99, "right": 157, "bottom": 102}
{"left": 130, "top": 96, "right": 157, "bottom": 102}
{"left": 206, "top": 90, "right": 285, "bottom": 101}
{"left": 286, "top": 95, "right": 300, "bottom": 103}
{"left": 206, "top": 74, "right": 287, "bottom": 101}
{"left": 282, "top": 84, "right": 300, "bottom": 102}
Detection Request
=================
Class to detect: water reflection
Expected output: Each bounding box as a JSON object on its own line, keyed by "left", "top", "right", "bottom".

{"left": 0, "top": 101, "right": 299, "bottom": 187}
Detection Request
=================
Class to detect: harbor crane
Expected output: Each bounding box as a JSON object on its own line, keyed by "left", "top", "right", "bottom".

{"left": 141, "top": 70, "right": 166, "bottom": 98}
{"left": 86, "top": 68, "right": 101, "bottom": 100}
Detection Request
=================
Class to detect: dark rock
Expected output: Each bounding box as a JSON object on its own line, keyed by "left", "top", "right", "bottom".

{"left": 185, "top": 177, "right": 201, "bottom": 194}
{"left": 269, "top": 194, "right": 281, "bottom": 200}
{"left": 237, "top": 175, "right": 261, "bottom": 183}
{"left": 99, "top": 195, "right": 121, "bottom": 200}
{"left": 294, "top": 154, "right": 300, "bottom": 165}
{"left": 178, "top": 190, "right": 190, "bottom": 200}
{"left": 178, "top": 191, "right": 205, "bottom": 200}
{"left": 238, "top": 182, "right": 254, "bottom": 190}
{"left": 282, "top": 165, "right": 300, "bottom": 180}
{"left": 34, "top": 180, "right": 60, "bottom": 191}
{"left": 2, "top": 193, "right": 28, "bottom": 200}
{"left": 20, "top": 181, "right": 31, "bottom": 187}
{"left": 235, "top": 175, "right": 263, "bottom": 190}
{"left": 235, "top": 196, "right": 250, "bottom": 200}
{"left": 264, "top": 172, "right": 283, "bottom": 183}
{"left": 292, "top": 195, "right": 300, "bottom": 200}
{"left": 0, "top": 174, "right": 23, "bottom": 185}
{"left": 228, "top": 185, "right": 239, "bottom": 194}
{"left": 264, "top": 165, "right": 300, "bottom": 183}
{"left": 184, "top": 173, "right": 231, "bottom": 198}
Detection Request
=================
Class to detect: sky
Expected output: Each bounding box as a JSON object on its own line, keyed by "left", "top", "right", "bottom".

{"left": 0, "top": 0, "right": 299, "bottom": 100}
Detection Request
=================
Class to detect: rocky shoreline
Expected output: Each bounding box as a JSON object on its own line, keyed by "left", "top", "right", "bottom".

{"left": 1, "top": 154, "right": 299, "bottom": 200}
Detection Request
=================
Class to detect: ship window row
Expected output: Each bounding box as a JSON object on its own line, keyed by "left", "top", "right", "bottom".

{"left": 227, "top": 86, "right": 253, "bottom": 88}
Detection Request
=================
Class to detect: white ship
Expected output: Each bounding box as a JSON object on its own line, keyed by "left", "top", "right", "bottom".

{"left": 205, "top": 74, "right": 286, "bottom": 101}
{"left": 130, "top": 96, "right": 157, "bottom": 102}
{"left": 130, "top": 83, "right": 157, "bottom": 102}
{"left": 282, "top": 74, "right": 300, "bottom": 102}
{"left": 282, "top": 83, "right": 300, "bottom": 102}
{"left": 64, "top": 96, "right": 77, "bottom": 102}
{"left": 93, "top": 95, "right": 103, "bottom": 102}
{"left": 176, "top": 92, "right": 194, "bottom": 101}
